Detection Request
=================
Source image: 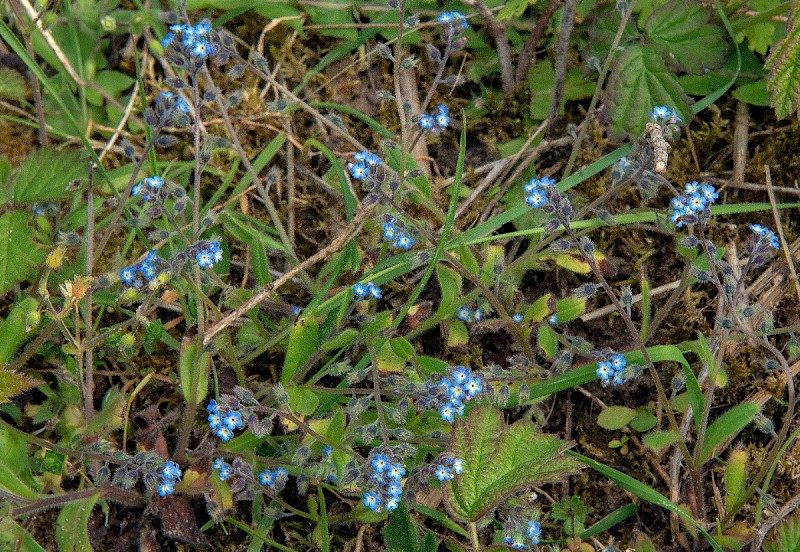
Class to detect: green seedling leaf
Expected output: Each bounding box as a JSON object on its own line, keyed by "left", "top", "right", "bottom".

{"left": 630, "top": 412, "right": 657, "bottom": 432}
{"left": 555, "top": 297, "right": 586, "bottom": 323}
{"left": 765, "top": 3, "right": 800, "bottom": 119}
{"left": 447, "top": 319, "right": 469, "bottom": 348}
{"left": 764, "top": 513, "right": 800, "bottom": 552}
{"left": 537, "top": 325, "right": 558, "bottom": 358}
{"left": 643, "top": 430, "right": 683, "bottom": 452}
{"left": 281, "top": 316, "right": 319, "bottom": 384}
{"left": 597, "top": 406, "right": 637, "bottom": 430}
{"left": 55, "top": 492, "right": 100, "bottom": 552}
{"left": 699, "top": 402, "right": 760, "bottom": 463}
{"left": 0, "top": 213, "right": 47, "bottom": 297}
{"left": 9, "top": 149, "right": 86, "bottom": 204}
{"left": 445, "top": 405, "right": 581, "bottom": 523}
{"left": 383, "top": 501, "right": 438, "bottom": 552}
{"left": 607, "top": 45, "right": 693, "bottom": 139}
{"left": 643, "top": 1, "right": 729, "bottom": 75}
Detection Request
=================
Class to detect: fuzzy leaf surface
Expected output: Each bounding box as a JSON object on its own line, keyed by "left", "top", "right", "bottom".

{"left": 0, "top": 212, "right": 46, "bottom": 296}
{"left": 445, "top": 405, "right": 581, "bottom": 522}
{"left": 765, "top": 4, "right": 800, "bottom": 119}
{"left": 643, "top": 0, "right": 729, "bottom": 74}
{"left": 607, "top": 45, "right": 692, "bottom": 139}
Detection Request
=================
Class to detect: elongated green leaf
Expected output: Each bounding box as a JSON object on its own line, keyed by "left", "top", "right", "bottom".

{"left": 644, "top": 1, "right": 729, "bottom": 75}
{"left": 699, "top": 402, "right": 760, "bottom": 463}
{"left": 765, "top": 3, "right": 800, "bottom": 119}
{"left": 281, "top": 316, "right": 319, "bottom": 384}
{"left": 445, "top": 405, "right": 581, "bottom": 522}
{"left": 607, "top": 45, "right": 693, "bottom": 139}
{"left": 0, "top": 212, "right": 47, "bottom": 296}
{"left": 55, "top": 492, "right": 100, "bottom": 552}
{"left": 571, "top": 452, "right": 722, "bottom": 550}
{"left": 179, "top": 339, "right": 209, "bottom": 404}
{"left": 643, "top": 430, "right": 683, "bottom": 452}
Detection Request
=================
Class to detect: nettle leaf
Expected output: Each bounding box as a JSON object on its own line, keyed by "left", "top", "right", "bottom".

{"left": 0, "top": 68, "right": 29, "bottom": 100}
{"left": 765, "top": 4, "right": 800, "bottom": 120}
{"left": 607, "top": 45, "right": 692, "bottom": 140}
{"left": 10, "top": 149, "right": 86, "bottom": 204}
{"left": 643, "top": 0, "right": 729, "bottom": 75}
{"left": 585, "top": 5, "right": 640, "bottom": 64}
{"left": 444, "top": 405, "right": 581, "bottom": 523}
{"left": 0, "top": 211, "right": 47, "bottom": 296}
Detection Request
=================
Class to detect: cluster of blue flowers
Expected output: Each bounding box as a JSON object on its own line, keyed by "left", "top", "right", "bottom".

{"left": 196, "top": 241, "right": 223, "bottom": 269}
{"left": 155, "top": 91, "right": 190, "bottom": 114}
{"left": 419, "top": 104, "right": 450, "bottom": 131}
{"left": 353, "top": 281, "right": 382, "bottom": 300}
{"left": 456, "top": 306, "right": 482, "bottom": 322}
{"left": 649, "top": 105, "right": 682, "bottom": 124}
{"left": 382, "top": 219, "right": 415, "bottom": 250}
{"left": 596, "top": 353, "right": 627, "bottom": 386}
{"left": 131, "top": 174, "right": 165, "bottom": 202}
{"left": 503, "top": 520, "right": 542, "bottom": 549}
{"left": 437, "top": 11, "right": 469, "bottom": 28}
{"left": 162, "top": 21, "right": 218, "bottom": 59}
{"left": 438, "top": 366, "right": 482, "bottom": 423}
{"left": 257, "top": 466, "right": 289, "bottom": 490}
{"left": 157, "top": 460, "right": 182, "bottom": 497}
{"left": 120, "top": 249, "right": 164, "bottom": 289}
{"left": 670, "top": 181, "right": 718, "bottom": 228}
{"left": 433, "top": 456, "right": 464, "bottom": 481}
{"left": 207, "top": 399, "right": 242, "bottom": 442}
{"left": 348, "top": 149, "right": 382, "bottom": 180}
{"left": 524, "top": 176, "right": 556, "bottom": 209}
{"left": 750, "top": 224, "right": 780, "bottom": 250}
{"left": 362, "top": 452, "right": 407, "bottom": 513}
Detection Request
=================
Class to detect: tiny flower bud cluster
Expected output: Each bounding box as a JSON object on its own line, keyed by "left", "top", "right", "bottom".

{"left": 120, "top": 249, "right": 164, "bottom": 289}
{"left": 419, "top": 104, "right": 450, "bottom": 131}
{"left": 353, "top": 281, "right": 382, "bottom": 300}
{"left": 670, "top": 181, "right": 718, "bottom": 228}
{"left": 157, "top": 460, "right": 182, "bottom": 497}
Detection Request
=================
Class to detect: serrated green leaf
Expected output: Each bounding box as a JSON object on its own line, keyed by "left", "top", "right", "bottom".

{"left": 699, "top": 402, "right": 760, "bottom": 463}
{"left": 643, "top": 430, "right": 683, "bottom": 451}
{"left": 644, "top": 1, "right": 729, "bottom": 74}
{"left": 765, "top": 4, "right": 800, "bottom": 119}
{"left": 597, "top": 406, "right": 637, "bottom": 430}
{"left": 607, "top": 45, "right": 693, "bottom": 139}
{"left": 445, "top": 405, "right": 581, "bottom": 522}
{"left": 585, "top": 4, "right": 641, "bottom": 63}
{"left": 55, "top": 492, "right": 100, "bottom": 552}
{"left": 0, "top": 212, "right": 47, "bottom": 296}
{"left": 10, "top": 149, "right": 86, "bottom": 204}
{"left": 0, "top": 68, "right": 28, "bottom": 100}
{"left": 281, "top": 317, "right": 319, "bottom": 383}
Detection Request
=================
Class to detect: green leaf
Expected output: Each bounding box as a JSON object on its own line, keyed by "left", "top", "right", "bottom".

{"left": 281, "top": 316, "right": 319, "bottom": 384}
{"left": 497, "top": 0, "right": 535, "bottom": 21}
{"left": 597, "top": 406, "right": 637, "bottom": 430}
{"left": 435, "top": 265, "right": 462, "bottom": 317}
{"left": 555, "top": 297, "right": 586, "bottom": 323}
{"left": 0, "top": 298, "right": 38, "bottom": 365}
{"left": 630, "top": 412, "right": 657, "bottom": 432}
{"left": 643, "top": 430, "right": 683, "bottom": 452}
{"left": 0, "top": 371, "right": 40, "bottom": 405}
{"left": 10, "top": 149, "right": 86, "bottom": 204}
{"left": 643, "top": 1, "right": 729, "bottom": 74}
{"left": 733, "top": 79, "right": 772, "bottom": 106}
{"left": 55, "top": 492, "right": 100, "bottom": 552}
{"left": 0, "top": 68, "right": 28, "bottom": 100}
{"left": 383, "top": 501, "right": 438, "bottom": 552}
{"left": 445, "top": 405, "right": 581, "bottom": 522}
{"left": 525, "top": 293, "right": 552, "bottom": 323}
{"left": 699, "top": 402, "right": 760, "bottom": 463}
{"left": 765, "top": 513, "right": 800, "bottom": 552}
{"left": 178, "top": 339, "right": 209, "bottom": 405}
{"left": 537, "top": 325, "right": 558, "bottom": 358}
{"left": 765, "top": 3, "right": 800, "bottom": 119}
{"left": 0, "top": 212, "right": 47, "bottom": 296}
{"left": 607, "top": 45, "right": 693, "bottom": 139}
